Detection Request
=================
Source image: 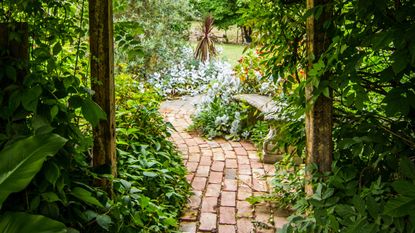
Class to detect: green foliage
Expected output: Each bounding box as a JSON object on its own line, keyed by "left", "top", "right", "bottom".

{"left": 0, "top": 212, "right": 67, "bottom": 233}
{"left": 0, "top": 134, "right": 67, "bottom": 207}
{"left": 114, "top": 0, "right": 194, "bottom": 76}
{"left": 0, "top": 1, "right": 105, "bottom": 230}
{"left": 238, "top": 0, "right": 415, "bottom": 232}
{"left": 111, "top": 74, "right": 190, "bottom": 232}
{"left": 240, "top": 0, "right": 306, "bottom": 89}
{"left": 0, "top": 1, "right": 190, "bottom": 232}
{"left": 248, "top": 120, "right": 269, "bottom": 148}
{"left": 281, "top": 158, "right": 415, "bottom": 233}
{"left": 191, "top": 97, "right": 248, "bottom": 140}
{"left": 192, "top": 0, "right": 244, "bottom": 29}
{"left": 234, "top": 50, "right": 278, "bottom": 95}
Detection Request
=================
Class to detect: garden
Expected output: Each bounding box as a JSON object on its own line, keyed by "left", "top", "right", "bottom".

{"left": 1, "top": 0, "right": 415, "bottom": 233}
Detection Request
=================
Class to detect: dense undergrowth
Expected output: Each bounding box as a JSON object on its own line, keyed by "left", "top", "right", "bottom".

{"left": 241, "top": 0, "right": 415, "bottom": 232}
{"left": 0, "top": 0, "right": 190, "bottom": 232}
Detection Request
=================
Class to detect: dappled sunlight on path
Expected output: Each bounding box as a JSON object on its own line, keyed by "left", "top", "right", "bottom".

{"left": 160, "top": 96, "right": 288, "bottom": 233}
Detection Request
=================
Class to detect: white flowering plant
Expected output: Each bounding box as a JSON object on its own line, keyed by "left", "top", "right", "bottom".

{"left": 149, "top": 46, "right": 236, "bottom": 98}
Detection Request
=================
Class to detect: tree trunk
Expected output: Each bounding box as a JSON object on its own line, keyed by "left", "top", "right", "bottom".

{"left": 89, "top": 0, "right": 117, "bottom": 178}
{"left": 242, "top": 26, "right": 252, "bottom": 43}
{"left": 305, "top": 0, "right": 333, "bottom": 195}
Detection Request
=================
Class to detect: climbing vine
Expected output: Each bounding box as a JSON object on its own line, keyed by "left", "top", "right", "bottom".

{"left": 240, "top": 0, "right": 415, "bottom": 232}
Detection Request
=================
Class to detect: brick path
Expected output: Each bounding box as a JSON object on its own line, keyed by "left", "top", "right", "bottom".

{"left": 160, "top": 96, "right": 288, "bottom": 233}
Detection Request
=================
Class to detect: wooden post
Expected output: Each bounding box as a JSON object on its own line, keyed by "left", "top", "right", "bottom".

{"left": 88, "top": 0, "right": 116, "bottom": 177}
{"left": 305, "top": 0, "right": 333, "bottom": 195}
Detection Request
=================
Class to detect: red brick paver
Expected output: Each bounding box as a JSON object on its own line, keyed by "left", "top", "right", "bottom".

{"left": 160, "top": 96, "right": 288, "bottom": 233}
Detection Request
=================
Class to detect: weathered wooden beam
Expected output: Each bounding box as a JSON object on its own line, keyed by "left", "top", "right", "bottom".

{"left": 88, "top": 0, "right": 116, "bottom": 177}
{"left": 305, "top": 0, "right": 333, "bottom": 195}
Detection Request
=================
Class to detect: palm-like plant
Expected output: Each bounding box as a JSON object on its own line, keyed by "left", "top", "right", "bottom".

{"left": 195, "top": 15, "right": 217, "bottom": 62}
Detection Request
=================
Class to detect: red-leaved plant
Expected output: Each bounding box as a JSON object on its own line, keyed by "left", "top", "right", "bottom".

{"left": 195, "top": 15, "right": 217, "bottom": 62}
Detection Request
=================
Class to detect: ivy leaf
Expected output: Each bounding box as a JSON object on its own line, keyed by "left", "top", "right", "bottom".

{"left": 81, "top": 98, "right": 107, "bottom": 127}
{"left": 41, "top": 192, "right": 61, "bottom": 203}
{"left": 81, "top": 210, "right": 98, "bottom": 222}
{"left": 50, "top": 105, "right": 59, "bottom": 120}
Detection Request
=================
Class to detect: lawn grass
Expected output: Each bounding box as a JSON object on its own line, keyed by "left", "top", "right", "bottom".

{"left": 216, "top": 43, "right": 247, "bottom": 66}
{"left": 189, "top": 21, "right": 249, "bottom": 66}
{"left": 189, "top": 42, "right": 247, "bottom": 67}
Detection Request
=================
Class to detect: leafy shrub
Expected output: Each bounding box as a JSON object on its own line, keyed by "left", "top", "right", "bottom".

{"left": 234, "top": 50, "right": 278, "bottom": 96}
{"left": 114, "top": 0, "right": 194, "bottom": 76}
{"left": 189, "top": 65, "right": 247, "bottom": 139}
{"left": 110, "top": 74, "right": 190, "bottom": 232}
{"left": 281, "top": 157, "right": 415, "bottom": 233}
{"left": 191, "top": 98, "right": 248, "bottom": 140}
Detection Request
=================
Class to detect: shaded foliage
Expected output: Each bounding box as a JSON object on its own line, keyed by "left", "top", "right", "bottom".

{"left": 241, "top": 0, "right": 415, "bottom": 232}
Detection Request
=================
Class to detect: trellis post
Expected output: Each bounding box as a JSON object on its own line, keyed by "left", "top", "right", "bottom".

{"left": 88, "top": 0, "right": 117, "bottom": 178}
{"left": 305, "top": 0, "right": 333, "bottom": 195}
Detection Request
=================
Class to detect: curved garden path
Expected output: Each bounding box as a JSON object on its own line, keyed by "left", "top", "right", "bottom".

{"left": 160, "top": 96, "right": 288, "bottom": 233}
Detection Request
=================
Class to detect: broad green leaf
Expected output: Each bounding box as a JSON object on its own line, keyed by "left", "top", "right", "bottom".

{"left": 0, "top": 134, "right": 67, "bottom": 207}
{"left": 366, "top": 196, "right": 379, "bottom": 219}
{"left": 384, "top": 195, "right": 415, "bottom": 217}
{"left": 132, "top": 212, "right": 144, "bottom": 226}
{"left": 143, "top": 171, "right": 158, "bottom": 177}
{"left": 44, "top": 161, "right": 60, "bottom": 187}
{"left": 70, "top": 187, "right": 104, "bottom": 208}
{"left": 53, "top": 42, "right": 62, "bottom": 55}
{"left": 82, "top": 210, "right": 98, "bottom": 222}
{"left": 0, "top": 212, "right": 67, "bottom": 233}
{"left": 5, "top": 66, "right": 16, "bottom": 81}
{"left": 400, "top": 157, "right": 415, "bottom": 180}
{"left": 81, "top": 98, "right": 107, "bottom": 127}
{"left": 391, "top": 51, "right": 408, "bottom": 74}
{"left": 41, "top": 192, "right": 60, "bottom": 203}
{"left": 391, "top": 180, "right": 415, "bottom": 197}
{"left": 22, "top": 86, "right": 42, "bottom": 112}
{"left": 50, "top": 105, "right": 59, "bottom": 120}
{"left": 96, "top": 214, "right": 112, "bottom": 231}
